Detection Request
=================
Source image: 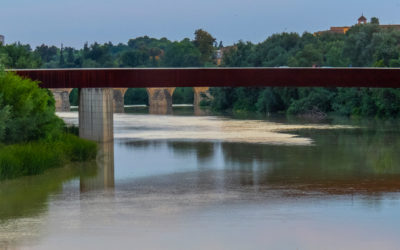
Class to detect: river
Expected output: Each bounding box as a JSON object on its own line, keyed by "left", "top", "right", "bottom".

{"left": 1, "top": 106, "right": 400, "bottom": 250}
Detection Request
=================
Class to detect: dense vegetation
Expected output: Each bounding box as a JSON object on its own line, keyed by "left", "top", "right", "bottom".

{"left": 2, "top": 20, "right": 400, "bottom": 117}
{"left": 212, "top": 19, "right": 400, "bottom": 117}
{"left": 0, "top": 71, "right": 97, "bottom": 180}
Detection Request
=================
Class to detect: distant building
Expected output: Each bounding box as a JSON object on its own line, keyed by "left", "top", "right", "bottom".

{"left": 214, "top": 46, "right": 236, "bottom": 66}
{"left": 315, "top": 15, "right": 400, "bottom": 35}
{"left": 0, "top": 35, "right": 4, "bottom": 45}
{"left": 215, "top": 50, "right": 223, "bottom": 65}
{"left": 357, "top": 14, "right": 367, "bottom": 25}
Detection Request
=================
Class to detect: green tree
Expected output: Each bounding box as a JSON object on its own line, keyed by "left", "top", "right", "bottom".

{"left": 343, "top": 23, "right": 381, "bottom": 66}
{"left": 163, "top": 39, "right": 202, "bottom": 67}
{"left": 371, "top": 17, "right": 380, "bottom": 25}
{"left": 0, "top": 72, "right": 63, "bottom": 143}
{"left": 120, "top": 51, "right": 149, "bottom": 67}
{"left": 288, "top": 44, "right": 323, "bottom": 67}
{"left": 0, "top": 43, "right": 41, "bottom": 68}
{"left": 193, "top": 29, "right": 216, "bottom": 64}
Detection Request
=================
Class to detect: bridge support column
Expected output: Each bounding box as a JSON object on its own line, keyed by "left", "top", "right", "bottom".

{"left": 50, "top": 88, "right": 72, "bottom": 112}
{"left": 79, "top": 88, "right": 113, "bottom": 142}
{"left": 113, "top": 88, "right": 128, "bottom": 113}
{"left": 147, "top": 88, "right": 175, "bottom": 114}
{"left": 193, "top": 87, "right": 212, "bottom": 107}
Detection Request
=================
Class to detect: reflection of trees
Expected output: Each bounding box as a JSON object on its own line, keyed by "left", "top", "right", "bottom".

{"left": 194, "top": 106, "right": 211, "bottom": 116}
{"left": 0, "top": 162, "right": 96, "bottom": 248}
{"left": 167, "top": 141, "right": 215, "bottom": 162}
{"left": 123, "top": 140, "right": 215, "bottom": 163}
{"left": 221, "top": 128, "right": 400, "bottom": 194}
{"left": 122, "top": 140, "right": 164, "bottom": 150}
{"left": 0, "top": 163, "right": 95, "bottom": 221}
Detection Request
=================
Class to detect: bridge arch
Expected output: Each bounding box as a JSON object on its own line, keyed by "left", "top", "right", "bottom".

{"left": 52, "top": 86, "right": 212, "bottom": 113}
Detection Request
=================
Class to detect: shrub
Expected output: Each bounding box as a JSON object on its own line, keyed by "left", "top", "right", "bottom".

{"left": 0, "top": 71, "right": 64, "bottom": 143}
{"left": 0, "top": 135, "right": 97, "bottom": 180}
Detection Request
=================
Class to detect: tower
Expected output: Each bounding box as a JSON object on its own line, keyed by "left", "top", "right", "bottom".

{"left": 358, "top": 14, "right": 367, "bottom": 24}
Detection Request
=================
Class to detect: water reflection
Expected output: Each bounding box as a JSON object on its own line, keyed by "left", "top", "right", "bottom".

{"left": 149, "top": 105, "right": 173, "bottom": 115}
{"left": 121, "top": 127, "right": 400, "bottom": 196}
{"left": 4, "top": 109, "right": 399, "bottom": 250}
{"left": 194, "top": 106, "right": 211, "bottom": 116}
{"left": 168, "top": 141, "right": 215, "bottom": 163}
{"left": 0, "top": 163, "right": 96, "bottom": 249}
{"left": 80, "top": 142, "right": 115, "bottom": 192}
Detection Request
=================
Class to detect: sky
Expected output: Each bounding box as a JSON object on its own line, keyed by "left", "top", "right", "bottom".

{"left": 1, "top": 0, "right": 400, "bottom": 48}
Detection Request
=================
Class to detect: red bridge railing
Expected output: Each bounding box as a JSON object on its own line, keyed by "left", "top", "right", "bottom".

{"left": 10, "top": 68, "right": 400, "bottom": 89}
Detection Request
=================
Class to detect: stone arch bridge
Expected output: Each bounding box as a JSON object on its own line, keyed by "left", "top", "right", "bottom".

{"left": 49, "top": 87, "right": 211, "bottom": 113}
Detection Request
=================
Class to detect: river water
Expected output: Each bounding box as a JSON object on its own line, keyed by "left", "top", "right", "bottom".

{"left": 1, "top": 106, "right": 400, "bottom": 250}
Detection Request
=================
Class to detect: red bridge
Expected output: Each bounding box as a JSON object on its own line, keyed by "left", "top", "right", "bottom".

{"left": 12, "top": 67, "right": 400, "bottom": 88}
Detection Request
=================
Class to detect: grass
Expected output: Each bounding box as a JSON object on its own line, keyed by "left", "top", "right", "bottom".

{"left": 0, "top": 134, "right": 97, "bottom": 181}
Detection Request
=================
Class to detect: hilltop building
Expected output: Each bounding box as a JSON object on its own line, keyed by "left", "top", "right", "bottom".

{"left": 315, "top": 15, "right": 400, "bottom": 35}
{"left": 0, "top": 35, "right": 4, "bottom": 45}
{"left": 358, "top": 14, "right": 367, "bottom": 25}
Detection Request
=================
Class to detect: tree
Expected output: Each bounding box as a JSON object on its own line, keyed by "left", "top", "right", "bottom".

{"left": 222, "top": 41, "right": 255, "bottom": 67}
{"left": 288, "top": 44, "right": 323, "bottom": 67}
{"left": 163, "top": 39, "right": 202, "bottom": 67}
{"left": 343, "top": 23, "right": 381, "bottom": 66}
{"left": 371, "top": 17, "right": 380, "bottom": 25}
{"left": 35, "top": 45, "right": 58, "bottom": 63}
{"left": 0, "top": 71, "right": 63, "bottom": 143}
{"left": 193, "top": 29, "right": 216, "bottom": 64}
{"left": 59, "top": 45, "right": 65, "bottom": 67}
{"left": 120, "top": 51, "right": 149, "bottom": 67}
{"left": 0, "top": 43, "right": 41, "bottom": 68}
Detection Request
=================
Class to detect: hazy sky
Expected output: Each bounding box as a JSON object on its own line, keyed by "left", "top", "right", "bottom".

{"left": 1, "top": 0, "right": 400, "bottom": 48}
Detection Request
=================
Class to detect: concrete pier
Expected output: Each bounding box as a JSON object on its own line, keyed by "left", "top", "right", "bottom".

{"left": 147, "top": 88, "right": 175, "bottom": 108}
{"left": 50, "top": 88, "right": 72, "bottom": 112}
{"left": 79, "top": 88, "right": 114, "bottom": 142}
{"left": 113, "top": 88, "right": 128, "bottom": 113}
{"left": 193, "top": 87, "right": 212, "bottom": 107}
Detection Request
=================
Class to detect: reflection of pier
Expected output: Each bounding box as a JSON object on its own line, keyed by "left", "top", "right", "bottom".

{"left": 80, "top": 142, "right": 115, "bottom": 192}
{"left": 149, "top": 105, "right": 173, "bottom": 115}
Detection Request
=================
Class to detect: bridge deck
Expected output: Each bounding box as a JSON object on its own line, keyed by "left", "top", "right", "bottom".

{"left": 10, "top": 68, "right": 400, "bottom": 89}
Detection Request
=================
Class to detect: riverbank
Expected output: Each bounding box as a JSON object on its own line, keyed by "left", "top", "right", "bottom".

{"left": 0, "top": 71, "right": 97, "bottom": 181}
{"left": 0, "top": 133, "right": 97, "bottom": 181}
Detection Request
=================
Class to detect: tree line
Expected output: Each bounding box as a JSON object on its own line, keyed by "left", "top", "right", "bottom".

{"left": 1, "top": 20, "right": 400, "bottom": 118}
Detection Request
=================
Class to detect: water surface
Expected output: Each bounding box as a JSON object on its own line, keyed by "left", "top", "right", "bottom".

{"left": 1, "top": 107, "right": 400, "bottom": 250}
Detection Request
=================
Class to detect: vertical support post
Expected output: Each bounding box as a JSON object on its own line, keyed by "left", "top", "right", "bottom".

{"left": 50, "top": 88, "right": 73, "bottom": 112}
{"left": 79, "top": 88, "right": 114, "bottom": 142}
{"left": 113, "top": 88, "right": 128, "bottom": 113}
{"left": 146, "top": 87, "right": 175, "bottom": 114}
{"left": 193, "top": 87, "right": 212, "bottom": 107}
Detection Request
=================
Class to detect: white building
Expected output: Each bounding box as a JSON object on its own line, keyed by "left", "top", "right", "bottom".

{"left": 0, "top": 35, "right": 4, "bottom": 45}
